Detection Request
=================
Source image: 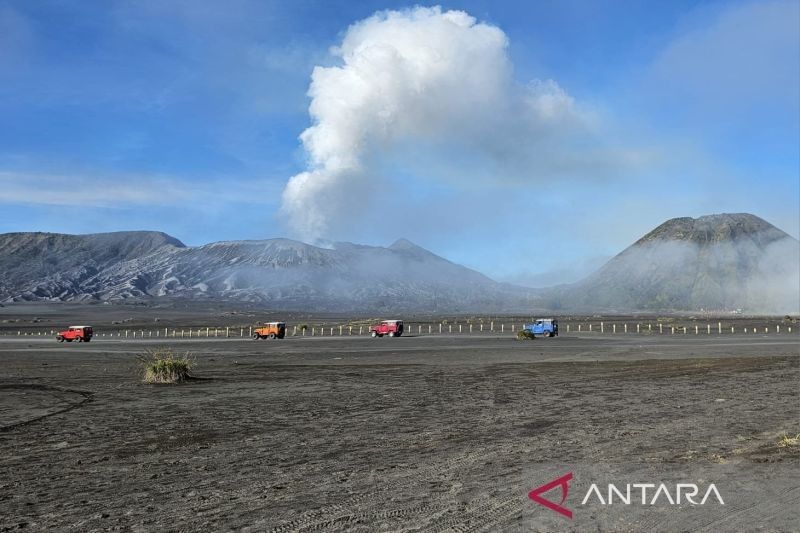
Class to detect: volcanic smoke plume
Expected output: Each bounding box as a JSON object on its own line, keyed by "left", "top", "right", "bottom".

{"left": 280, "top": 6, "right": 587, "bottom": 239}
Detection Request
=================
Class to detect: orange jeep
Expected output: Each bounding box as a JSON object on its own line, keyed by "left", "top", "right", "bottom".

{"left": 56, "top": 326, "right": 93, "bottom": 343}
{"left": 253, "top": 322, "right": 286, "bottom": 340}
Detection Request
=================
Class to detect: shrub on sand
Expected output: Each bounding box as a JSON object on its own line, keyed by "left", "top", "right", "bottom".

{"left": 778, "top": 433, "right": 800, "bottom": 448}
{"left": 516, "top": 330, "right": 535, "bottom": 341}
{"left": 140, "top": 348, "right": 193, "bottom": 384}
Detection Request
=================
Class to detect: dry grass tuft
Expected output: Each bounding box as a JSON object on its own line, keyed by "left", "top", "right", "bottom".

{"left": 140, "top": 348, "right": 193, "bottom": 384}
{"left": 516, "top": 330, "right": 535, "bottom": 341}
{"left": 778, "top": 433, "right": 800, "bottom": 448}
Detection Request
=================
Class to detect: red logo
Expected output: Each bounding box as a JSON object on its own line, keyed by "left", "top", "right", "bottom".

{"left": 528, "top": 472, "right": 573, "bottom": 519}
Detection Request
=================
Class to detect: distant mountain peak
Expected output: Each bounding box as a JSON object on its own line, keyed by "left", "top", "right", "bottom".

{"left": 636, "top": 213, "right": 789, "bottom": 246}
{"left": 389, "top": 238, "right": 423, "bottom": 250}
{"left": 549, "top": 212, "right": 799, "bottom": 313}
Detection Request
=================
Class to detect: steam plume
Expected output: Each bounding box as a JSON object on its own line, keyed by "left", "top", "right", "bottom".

{"left": 281, "top": 6, "right": 585, "bottom": 239}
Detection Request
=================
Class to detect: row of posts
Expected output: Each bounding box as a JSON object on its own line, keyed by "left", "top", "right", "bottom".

{"left": 8, "top": 322, "right": 794, "bottom": 338}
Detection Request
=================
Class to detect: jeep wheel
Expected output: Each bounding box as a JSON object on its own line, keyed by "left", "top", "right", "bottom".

{"left": 388, "top": 332, "right": 395, "bottom": 337}
{"left": 56, "top": 336, "right": 64, "bottom": 342}
{"left": 268, "top": 333, "right": 276, "bottom": 339}
{"left": 371, "top": 331, "right": 378, "bottom": 338}
{"left": 252, "top": 334, "right": 260, "bottom": 339}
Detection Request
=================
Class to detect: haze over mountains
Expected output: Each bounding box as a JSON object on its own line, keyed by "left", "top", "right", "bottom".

{"left": 543, "top": 213, "right": 799, "bottom": 313}
{"left": 0, "top": 213, "right": 797, "bottom": 313}
{"left": 0, "top": 232, "right": 534, "bottom": 312}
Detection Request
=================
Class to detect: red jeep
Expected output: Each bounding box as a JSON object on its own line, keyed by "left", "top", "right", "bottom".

{"left": 369, "top": 320, "right": 404, "bottom": 338}
{"left": 56, "top": 326, "right": 93, "bottom": 343}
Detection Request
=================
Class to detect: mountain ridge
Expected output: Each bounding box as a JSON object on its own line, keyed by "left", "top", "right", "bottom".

{"left": 0, "top": 231, "right": 532, "bottom": 311}
{"left": 1, "top": 213, "right": 796, "bottom": 313}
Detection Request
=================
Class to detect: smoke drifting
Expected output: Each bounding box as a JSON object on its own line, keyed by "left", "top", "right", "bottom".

{"left": 281, "top": 6, "right": 587, "bottom": 239}
{"left": 551, "top": 229, "right": 800, "bottom": 315}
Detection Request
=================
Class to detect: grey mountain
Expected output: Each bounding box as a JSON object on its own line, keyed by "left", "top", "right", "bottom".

{"left": 1, "top": 213, "right": 796, "bottom": 313}
{"left": 544, "top": 213, "right": 799, "bottom": 313}
{"left": 0, "top": 232, "right": 535, "bottom": 312}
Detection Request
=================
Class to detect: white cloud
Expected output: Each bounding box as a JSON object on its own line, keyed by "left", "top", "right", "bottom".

{"left": 0, "top": 171, "right": 280, "bottom": 208}
{"left": 281, "top": 6, "right": 632, "bottom": 240}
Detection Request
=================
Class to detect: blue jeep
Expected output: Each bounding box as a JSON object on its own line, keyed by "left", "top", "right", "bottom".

{"left": 524, "top": 318, "right": 558, "bottom": 338}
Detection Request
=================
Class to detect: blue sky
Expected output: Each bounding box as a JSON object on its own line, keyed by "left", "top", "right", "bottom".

{"left": 1, "top": 0, "right": 797, "bottom": 285}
